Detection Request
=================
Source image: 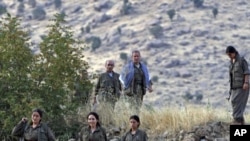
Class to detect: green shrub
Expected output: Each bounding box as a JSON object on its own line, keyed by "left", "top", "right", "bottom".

{"left": 148, "top": 24, "right": 163, "bottom": 38}
{"left": 86, "top": 36, "right": 102, "bottom": 51}
{"left": 196, "top": 94, "right": 203, "bottom": 101}
{"left": 193, "top": 0, "right": 204, "bottom": 8}
{"left": 167, "top": 9, "right": 176, "bottom": 21}
{"left": 32, "top": 7, "right": 46, "bottom": 20}
{"left": 17, "top": 3, "right": 25, "bottom": 13}
{"left": 0, "top": 4, "right": 7, "bottom": 15}
{"left": 120, "top": 2, "right": 132, "bottom": 15}
{"left": 212, "top": 7, "right": 218, "bottom": 19}
{"left": 151, "top": 76, "right": 159, "bottom": 83}
{"left": 28, "top": 0, "right": 36, "bottom": 8}
{"left": 54, "top": 0, "right": 62, "bottom": 9}
{"left": 182, "top": 92, "right": 193, "bottom": 101}
{"left": 120, "top": 52, "right": 128, "bottom": 61}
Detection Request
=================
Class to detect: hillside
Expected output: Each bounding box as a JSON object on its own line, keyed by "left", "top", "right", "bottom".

{"left": 1, "top": 0, "right": 250, "bottom": 111}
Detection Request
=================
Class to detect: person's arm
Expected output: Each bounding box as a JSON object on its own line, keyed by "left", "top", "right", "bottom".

{"left": 47, "top": 127, "right": 56, "bottom": 141}
{"left": 242, "top": 59, "right": 250, "bottom": 90}
{"left": 144, "top": 131, "right": 148, "bottom": 141}
{"left": 102, "top": 128, "right": 108, "bottom": 141}
{"left": 11, "top": 118, "right": 27, "bottom": 137}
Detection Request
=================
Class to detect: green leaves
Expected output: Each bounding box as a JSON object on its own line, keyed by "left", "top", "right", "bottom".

{"left": 0, "top": 13, "right": 92, "bottom": 139}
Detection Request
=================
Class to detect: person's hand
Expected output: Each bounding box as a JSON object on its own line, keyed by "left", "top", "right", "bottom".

{"left": 22, "top": 117, "right": 28, "bottom": 123}
{"left": 93, "top": 96, "right": 97, "bottom": 105}
{"left": 243, "top": 83, "right": 249, "bottom": 90}
{"left": 148, "top": 87, "right": 153, "bottom": 93}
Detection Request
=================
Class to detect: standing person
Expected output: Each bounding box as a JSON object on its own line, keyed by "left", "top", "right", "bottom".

{"left": 94, "top": 60, "right": 122, "bottom": 109}
{"left": 78, "top": 112, "right": 107, "bottom": 141}
{"left": 11, "top": 108, "right": 56, "bottom": 141}
{"left": 120, "top": 50, "right": 153, "bottom": 114}
{"left": 121, "top": 115, "right": 148, "bottom": 141}
{"left": 226, "top": 46, "right": 250, "bottom": 125}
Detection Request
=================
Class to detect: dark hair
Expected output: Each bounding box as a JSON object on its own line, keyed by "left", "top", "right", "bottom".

{"left": 87, "top": 112, "right": 101, "bottom": 127}
{"left": 129, "top": 115, "right": 140, "bottom": 127}
{"left": 226, "top": 46, "right": 238, "bottom": 54}
{"left": 131, "top": 50, "right": 141, "bottom": 56}
{"left": 32, "top": 108, "right": 43, "bottom": 118}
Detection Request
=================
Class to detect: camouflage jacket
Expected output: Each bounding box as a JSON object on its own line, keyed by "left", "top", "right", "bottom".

{"left": 121, "top": 129, "right": 148, "bottom": 141}
{"left": 11, "top": 121, "right": 56, "bottom": 141}
{"left": 78, "top": 126, "right": 107, "bottom": 141}
{"left": 229, "top": 55, "right": 250, "bottom": 89}
{"left": 95, "top": 71, "right": 122, "bottom": 97}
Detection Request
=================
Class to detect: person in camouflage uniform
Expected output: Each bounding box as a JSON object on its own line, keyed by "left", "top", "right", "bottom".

{"left": 121, "top": 115, "right": 148, "bottom": 141}
{"left": 226, "top": 46, "right": 250, "bottom": 125}
{"left": 11, "top": 108, "right": 56, "bottom": 141}
{"left": 78, "top": 112, "right": 107, "bottom": 141}
{"left": 120, "top": 50, "right": 153, "bottom": 114}
{"left": 94, "top": 60, "right": 122, "bottom": 109}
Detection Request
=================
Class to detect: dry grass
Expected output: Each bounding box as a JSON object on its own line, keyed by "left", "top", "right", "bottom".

{"left": 6, "top": 101, "right": 235, "bottom": 140}
{"left": 78, "top": 98, "right": 249, "bottom": 137}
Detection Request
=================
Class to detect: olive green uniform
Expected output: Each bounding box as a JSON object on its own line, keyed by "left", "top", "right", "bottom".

{"left": 229, "top": 55, "right": 250, "bottom": 123}
{"left": 12, "top": 121, "right": 56, "bottom": 141}
{"left": 95, "top": 71, "right": 122, "bottom": 108}
{"left": 121, "top": 129, "right": 148, "bottom": 141}
{"left": 78, "top": 126, "right": 107, "bottom": 141}
{"left": 126, "top": 64, "right": 147, "bottom": 114}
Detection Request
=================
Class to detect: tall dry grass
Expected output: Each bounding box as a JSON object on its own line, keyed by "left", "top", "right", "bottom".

{"left": 78, "top": 96, "right": 249, "bottom": 137}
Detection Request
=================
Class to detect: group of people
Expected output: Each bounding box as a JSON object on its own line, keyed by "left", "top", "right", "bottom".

{"left": 11, "top": 47, "right": 250, "bottom": 141}
{"left": 12, "top": 109, "right": 147, "bottom": 141}
{"left": 94, "top": 50, "right": 153, "bottom": 113}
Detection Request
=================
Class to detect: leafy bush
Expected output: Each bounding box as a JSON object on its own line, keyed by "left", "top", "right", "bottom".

{"left": 182, "top": 92, "right": 193, "bottom": 101}
{"left": 86, "top": 36, "right": 102, "bottom": 51}
{"left": 17, "top": 3, "right": 25, "bottom": 13}
{"left": 212, "top": 7, "right": 218, "bottom": 19}
{"left": 120, "top": 52, "right": 128, "bottom": 61}
{"left": 54, "top": 0, "right": 62, "bottom": 9}
{"left": 148, "top": 24, "right": 164, "bottom": 38}
{"left": 32, "top": 7, "right": 46, "bottom": 20}
{"left": 0, "top": 4, "right": 7, "bottom": 15}
{"left": 0, "top": 13, "right": 92, "bottom": 139}
{"left": 167, "top": 9, "right": 176, "bottom": 21}
{"left": 28, "top": 0, "right": 36, "bottom": 8}
{"left": 120, "top": 1, "right": 132, "bottom": 15}
{"left": 151, "top": 76, "right": 159, "bottom": 83}
{"left": 193, "top": 0, "right": 204, "bottom": 8}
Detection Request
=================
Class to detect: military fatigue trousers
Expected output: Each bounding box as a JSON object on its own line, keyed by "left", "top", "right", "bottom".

{"left": 231, "top": 88, "right": 249, "bottom": 122}
{"left": 125, "top": 84, "right": 144, "bottom": 115}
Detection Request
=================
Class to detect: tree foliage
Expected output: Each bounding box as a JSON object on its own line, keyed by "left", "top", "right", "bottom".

{"left": 167, "top": 9, "right": 176, "bottom": 21}
{"left": 0, "top": 13, "right": 92, "bottom": 139}
{"left": 212, "top": 7, "right": 218, "bottom": 19}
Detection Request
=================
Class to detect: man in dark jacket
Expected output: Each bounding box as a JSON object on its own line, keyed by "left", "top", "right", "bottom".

{"left": 226, "top": 46, "right": 250, "bottom": 125}
{"left": 94, "top": 60, "right": 122, "bottom": 109}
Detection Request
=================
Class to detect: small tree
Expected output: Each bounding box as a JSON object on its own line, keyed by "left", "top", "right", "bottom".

{"left": 167, "top": 9, "right": 176, "bottom": 21}
{"left": 148, "top": 24, "right": 164, "bottom": 38}
{"left": 212, "top": 7, "right": 218, "bottom": 19}
{"left": 32, "top": 13, "right": 92, "bottom": 137}
{"left": 120, "top": 52, "right": 128, "bottom": 61}
{"left": 0, "top": 13, "right": 34, "bottom": 140}
{"left": 0, "top": 4, "right": 7, "bottom": 15}
{"left": 193, "top": 0, "right": 204, "bottom": 8}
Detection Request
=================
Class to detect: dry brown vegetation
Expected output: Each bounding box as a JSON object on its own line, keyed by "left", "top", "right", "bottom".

{"left": 77, "top": 98, "right": 250, "bottom": 138}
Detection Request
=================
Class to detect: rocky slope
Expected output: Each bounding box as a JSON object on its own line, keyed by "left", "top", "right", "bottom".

{"left": 1, "top": 0, "right": 250, "bottom": 111}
